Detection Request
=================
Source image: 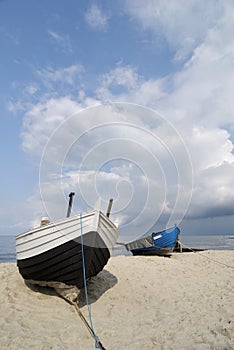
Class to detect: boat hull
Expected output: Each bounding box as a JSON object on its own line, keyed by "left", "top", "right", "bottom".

{"left": 125, "top": 226, "right": 180, "bottom": 256}
{"left": 17, "top": 231, "right": 110, "bottom": 289}
{"left": 131, "top": 247, "right": 173, "bottom": 256}
{"left": 16, "top": 210, "right": 118, "bottom": 290}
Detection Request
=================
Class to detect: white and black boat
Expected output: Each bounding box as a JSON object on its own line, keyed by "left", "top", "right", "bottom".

{"left": 16, "top": 194, "right": 119, "bottom": 298}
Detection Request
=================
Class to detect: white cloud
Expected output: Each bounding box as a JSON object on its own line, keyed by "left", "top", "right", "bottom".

{"left": 24, "top": 84, "right": 38, "bottom": 95}
{"left": 188, "top": 127, "right": 233, "bottom": 171}
{"left": 37, "top": 64, "right": 84, "bottom": 86}
{"left": 188, "top": 162, "right": 234, "bottom": 219}
{"left": 98, "top": 3, "right": 234, "bottom": 132}
{"left": 21, "top": 102, "right": 193, "bottom": 239}
{"left": 91, "top": 1, "right": 234, "bottom": 227}
{"left": 96, "top": 65, "right": 168, "bottom": 105}
{"left": 96, "top": 65, "right": 142, "bottom": 100}
{"left": 48, "top": 30, "right": 73, "bottom": 52}
{"left": 21, "top": 97, "right": 81, "bottom": 156}
{"left": 85, "top": 4, "right": 108, "bottom": 31}
{"left": 124, "top": 0, "right": 223, "bottom": 60}
{"left": 7, "top": 99, "right": 26, "bottom": 114}
{"left": 101, "top": 66, "right": 140, "bottom": 90}
{"left": 18, "top": 1, "right": 234, "bottom": 237}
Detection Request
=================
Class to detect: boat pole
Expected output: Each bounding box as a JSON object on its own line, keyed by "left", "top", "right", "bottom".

{"left": 106, "top": 198, "right": 113, "bottom": 218}
{"left": 66, "top": 192, "right": 75, "bottom": 218}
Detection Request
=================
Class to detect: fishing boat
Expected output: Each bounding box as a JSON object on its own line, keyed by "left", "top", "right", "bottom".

{"left": 125, "top": 226, "right": 180, "bottom": 256}
{"left": 16, "top": 194, "right": 119, "bottom": 300}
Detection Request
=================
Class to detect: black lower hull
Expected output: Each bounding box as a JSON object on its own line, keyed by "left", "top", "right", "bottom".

{"left": 17, "top": 231, "right": 110, "bottom": 289}
{"left": 132, "top": 248, "right": 172, "bottom": 256}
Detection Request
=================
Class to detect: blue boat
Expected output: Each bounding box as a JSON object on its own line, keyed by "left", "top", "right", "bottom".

{"left": 125, "top": 226, "right": 180, "bottom": 256}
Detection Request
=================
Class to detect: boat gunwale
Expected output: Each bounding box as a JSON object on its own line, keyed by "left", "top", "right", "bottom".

{"left": 16, "top": 210, "right": 96, "bottom": 239}
{"left": 125, "top": 226, "right": 180, "bottom": 246}
{"left": 16, "top": 210, "right": 119, "bottom": 260}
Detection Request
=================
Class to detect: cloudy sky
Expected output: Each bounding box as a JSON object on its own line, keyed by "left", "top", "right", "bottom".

{"left": 1, "top": 0, "right": 234, "bottom": 240}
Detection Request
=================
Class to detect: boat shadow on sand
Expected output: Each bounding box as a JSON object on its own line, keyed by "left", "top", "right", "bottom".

{"left": 25, "top": 269, "right": 118, "bottom": 307}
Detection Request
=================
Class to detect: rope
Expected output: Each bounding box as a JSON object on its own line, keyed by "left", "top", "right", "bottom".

{"left": 179, "top": 241, "right": 234, "bottom": 269}
{"left": 79, "top": 213, "right": 106, "bottom": 350}
{"left": 73, "top": 301, "right": 106, "bottom": 350}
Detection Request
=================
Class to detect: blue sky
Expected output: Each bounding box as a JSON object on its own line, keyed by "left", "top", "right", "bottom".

{"left": 1, "top": 0, "right": 234, "bottom": 239}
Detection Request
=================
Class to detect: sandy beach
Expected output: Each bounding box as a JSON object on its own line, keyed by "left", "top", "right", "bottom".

{"left": 0, "top": 251, "right": 233, "bottom": 350}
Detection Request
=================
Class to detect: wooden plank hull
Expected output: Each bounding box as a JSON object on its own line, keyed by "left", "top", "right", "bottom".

{"left": 125, "top": 226, "right": 180, "bottom": 256}
{"left": 17, "top": 231, "right": 110, "bottom": 288}
{"left": 16, "top": 210, "right": 118, "bottom": 290}
{"left": 132, "top": 247, "right": 173, "bottom": 256}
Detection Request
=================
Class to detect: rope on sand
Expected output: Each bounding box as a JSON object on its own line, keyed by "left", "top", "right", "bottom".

{"left": 179, "top": 242, "right": 234, "bottom": 269}
{"left": 78, "top": 212, "right": 107, "bottom": 350}
{"left": 72, "top": 301, "right": 106, "bottom": 350}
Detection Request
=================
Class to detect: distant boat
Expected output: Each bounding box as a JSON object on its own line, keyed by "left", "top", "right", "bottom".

{"left": 125, "top": 226, "right": 180, "bottom": 256}
{"left": 16, "top": 195, "right": 119, "bottom": 299}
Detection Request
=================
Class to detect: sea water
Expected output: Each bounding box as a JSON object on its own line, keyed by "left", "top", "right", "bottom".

{"left": 0, "top": 236, "right": 16, "bottom": 262}
{"left": 0, "top": 234, "right": 234, "bottom": 262}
